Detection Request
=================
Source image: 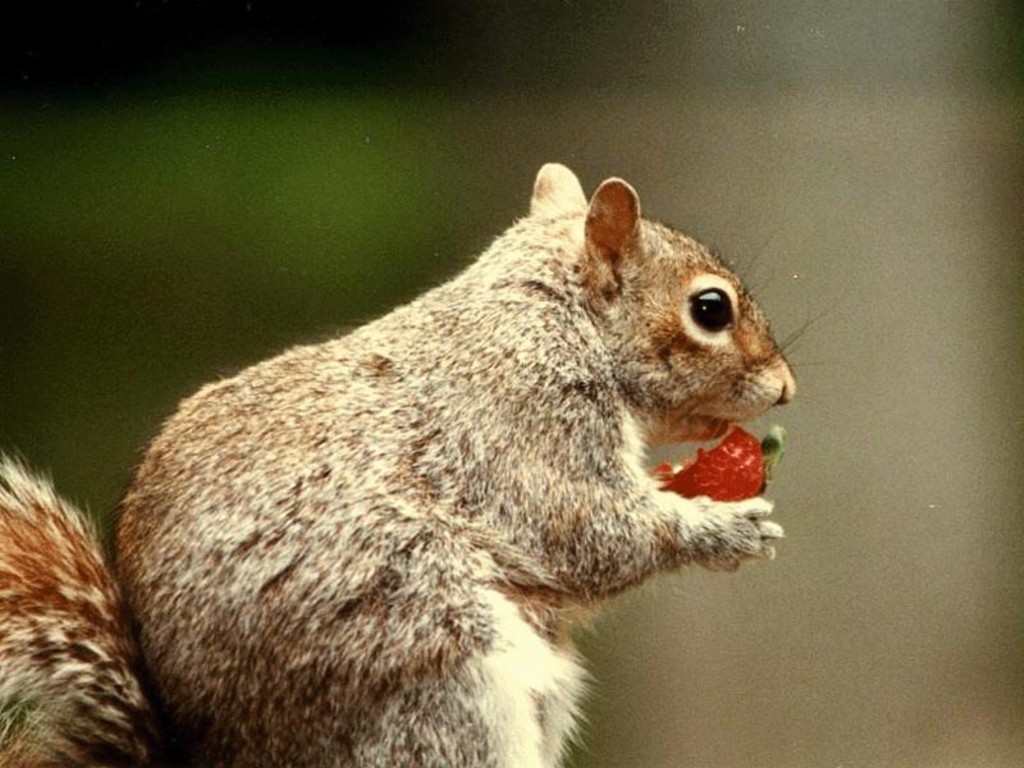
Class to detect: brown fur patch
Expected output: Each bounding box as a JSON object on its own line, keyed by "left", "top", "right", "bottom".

{"left": 360, "top": 354, "right": 394, "bottom": 377}
{"left": 0, "top": 461, "right": 161, "bottom": 766}
{"left": 491, "top": 581, "right": 575, "bottom": 648}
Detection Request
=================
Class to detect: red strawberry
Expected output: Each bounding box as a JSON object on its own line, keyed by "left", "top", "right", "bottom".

{"left": 658, "top": 426, "right": 766, "bottom": 501}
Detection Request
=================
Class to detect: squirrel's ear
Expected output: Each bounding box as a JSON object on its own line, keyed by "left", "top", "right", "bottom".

{"left": 585, "top": 178, "right": 641, "bottom": 262}
{"left": 530, "top": 163, "right": 588, "bottom": 217}
{"left": 581, "top": 178, "right": 641, "bottom": 306}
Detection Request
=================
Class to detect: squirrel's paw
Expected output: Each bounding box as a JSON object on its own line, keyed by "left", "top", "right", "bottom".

{"left": 688, "top": 496, "right": 784, "bottom": 571}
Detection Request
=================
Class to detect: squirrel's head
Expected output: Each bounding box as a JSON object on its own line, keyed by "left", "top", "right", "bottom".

{"left": 531, "top": 163, "right": 796, "bottom": 445}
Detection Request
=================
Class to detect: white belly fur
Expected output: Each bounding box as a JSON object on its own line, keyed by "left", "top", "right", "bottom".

{"left": 473, "top": 589, "right": 586, "bottom": 768}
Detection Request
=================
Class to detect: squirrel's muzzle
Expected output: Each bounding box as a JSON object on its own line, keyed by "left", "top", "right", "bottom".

{"left": 770, "top": 360, "right": 797, "bottom": 405}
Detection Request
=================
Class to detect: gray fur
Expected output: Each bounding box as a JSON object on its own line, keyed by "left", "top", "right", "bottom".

{"left": 1, "top": 164, "right": 793, "bottom": 767}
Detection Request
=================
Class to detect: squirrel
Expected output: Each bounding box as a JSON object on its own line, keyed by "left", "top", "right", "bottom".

{"left": 0, "top": 163, "right": 795, "bottom": 768}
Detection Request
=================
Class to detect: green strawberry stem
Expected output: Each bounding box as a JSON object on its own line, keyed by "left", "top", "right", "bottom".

{"left": 760, "top": 425, "right": 787, "bottom": 487}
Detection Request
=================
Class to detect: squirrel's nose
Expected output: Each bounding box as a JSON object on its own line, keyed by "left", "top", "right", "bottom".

{"left": 771, "top": 360, "right": 797, "bottom": 405}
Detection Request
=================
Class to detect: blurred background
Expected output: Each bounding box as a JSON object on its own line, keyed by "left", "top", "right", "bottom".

{"left": 1, "top": 2, "right": 1022, "bottom": 766}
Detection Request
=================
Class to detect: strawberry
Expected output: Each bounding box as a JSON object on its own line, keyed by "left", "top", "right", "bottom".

{"left": 656, "top": 425, "right": 786, "bottom": 501}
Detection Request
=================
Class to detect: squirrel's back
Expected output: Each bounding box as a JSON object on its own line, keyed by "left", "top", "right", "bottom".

{"left": 0, "top": 457, "right": 160, "bottom": 767}
{"left": 111, "top": 202, "right": 602, "bottom": 766}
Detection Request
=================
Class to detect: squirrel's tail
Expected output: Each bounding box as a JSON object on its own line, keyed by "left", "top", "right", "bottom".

{"left": 0, "top": 456, "right": 161, "bottom": 767}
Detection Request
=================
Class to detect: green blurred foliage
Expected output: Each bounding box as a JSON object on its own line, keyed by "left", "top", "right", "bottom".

{"left": 1, "top": 87, "right": 467, "bottom": 518}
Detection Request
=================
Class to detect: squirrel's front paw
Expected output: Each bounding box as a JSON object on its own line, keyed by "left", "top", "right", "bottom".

{"left": 688, "top": 497, "right": 784, "bottom": 571}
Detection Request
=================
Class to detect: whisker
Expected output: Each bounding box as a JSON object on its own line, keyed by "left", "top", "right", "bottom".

{"left": 742, "top": 227, "right": 784, "bottom": 278}
{"left": 779, "top": 302, "right": 838, "bottom": 355}
{"left": 779, "top": 359, "right": 837, "bottom": 369}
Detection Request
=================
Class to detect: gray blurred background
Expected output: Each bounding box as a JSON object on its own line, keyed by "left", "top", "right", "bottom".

{"left": 1, "top": 2, "right": 1022, "bottom": 766}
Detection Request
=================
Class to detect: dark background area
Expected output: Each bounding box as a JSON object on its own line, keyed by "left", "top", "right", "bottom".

{"left": 2, "top": 2, "right": 1022, "bottom": 767}
{"left": 1, "top": 1, "right": 437, "bottom": 89}
{"left": 4, "top": 1, "right": 1023, "bottom": 92}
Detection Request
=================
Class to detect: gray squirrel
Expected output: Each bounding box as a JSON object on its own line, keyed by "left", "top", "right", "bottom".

{"left": 0, "top": 163, "right": 795, "bottom": 767}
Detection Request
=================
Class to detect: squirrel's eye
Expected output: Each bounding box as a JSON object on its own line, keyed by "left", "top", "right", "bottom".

{"left": 689, "top": 289, "right": 733, "bottom": 333}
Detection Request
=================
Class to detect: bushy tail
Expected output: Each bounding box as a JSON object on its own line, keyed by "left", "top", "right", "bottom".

{"left": 0, "top": 457, "right": 160, "bottom": 767}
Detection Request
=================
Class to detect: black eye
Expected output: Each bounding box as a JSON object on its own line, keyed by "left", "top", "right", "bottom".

{"left": 689, "top": 289, "right": 733, "bottom": 332}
